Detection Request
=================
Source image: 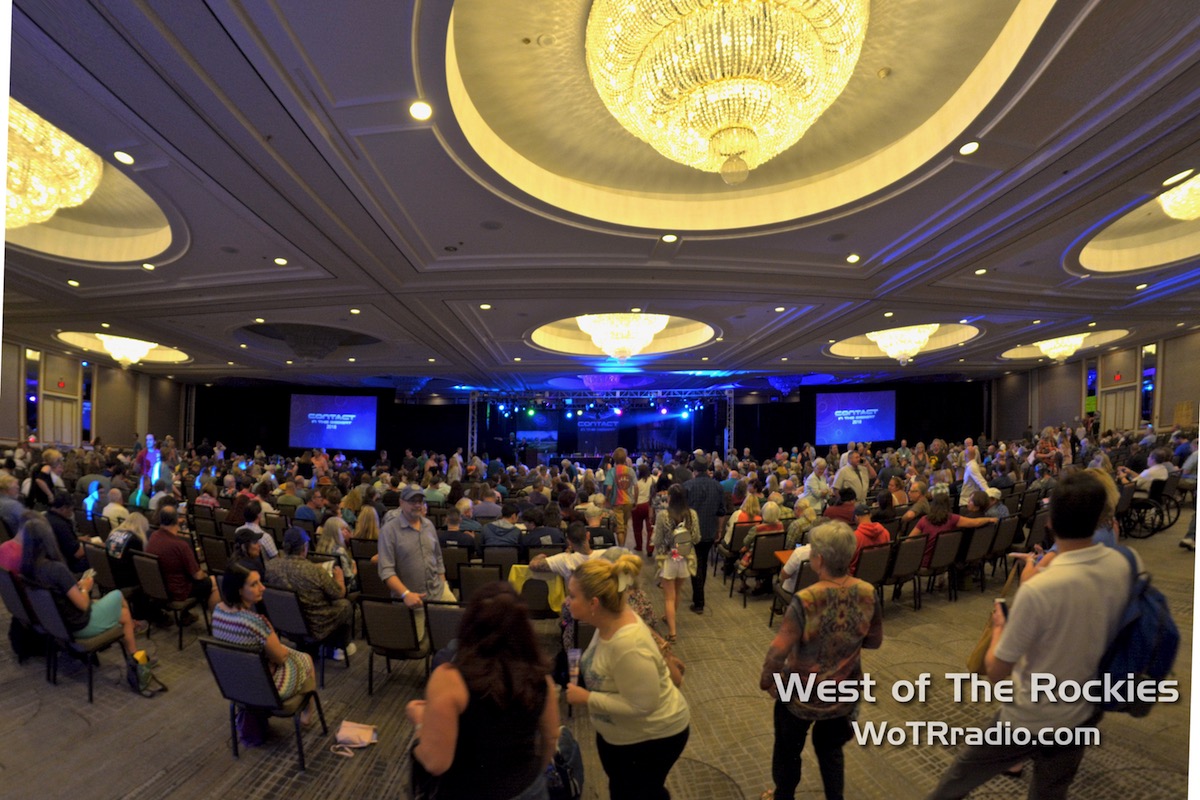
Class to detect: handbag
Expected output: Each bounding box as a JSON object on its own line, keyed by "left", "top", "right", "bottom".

{"left": 331, "top": 720, "right": 378, "bottom": 757}
{"left": 966, "top": 565, "right": 1020, "bottom": 675}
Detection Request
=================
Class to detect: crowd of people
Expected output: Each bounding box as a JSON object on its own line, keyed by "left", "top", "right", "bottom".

{"left": 0, "top": 418, "right": 1194, "bottom": 799}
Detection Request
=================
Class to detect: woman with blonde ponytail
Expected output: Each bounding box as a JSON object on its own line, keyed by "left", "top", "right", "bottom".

{"left": 565, "top": 554, "right": 690, "bottom": 799}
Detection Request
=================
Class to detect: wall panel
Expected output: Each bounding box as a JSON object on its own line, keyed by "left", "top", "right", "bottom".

{"left": 1160, "top": 331, "right": 1200, "bottom": 428}
{"left": 993, "top": 372, "right": 1030, "bottom": 440}
{"left": 95, "top": 366, "right": 139, "bottom": 446}
{"left": 1036, "top": 362, "right": 1082, "bottom": 430}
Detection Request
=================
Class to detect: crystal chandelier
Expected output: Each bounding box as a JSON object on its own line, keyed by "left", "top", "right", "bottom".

{"left": 1158, "top": 175, "right": 1200, "bottom": 221}
{"left": 586, "top": 0, "right": 869, "bottom": 185}
{"left": 6, "top": 98, "right": 104, "bottom": 229}
{"left": 97, "top": 333, "right": 157, "bottom": 369}
{"left": 1035, "top": 334, "right": 1086, "bottom": 363}
{"left": 865, "top": 324, "right": 939, "bottom": 366}
{"left": 576, "top": 313, "right": 670, "bottom": 361}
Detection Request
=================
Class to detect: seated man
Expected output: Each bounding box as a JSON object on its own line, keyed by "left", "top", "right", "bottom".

{"left": 101, "top": 487, "right": 130, "bottom": 528}
{"left": 479, "top": 501, "right": 522, "bottom": 548}
{"left": 145, "top": 508, "right": 219, "bottom": 621}
{"left": 265, "top": 527, "right": 354, "bottom": 660}
{"left": 46, "top": 492, "right": 88, "bottom": 573}
{"left": 518, "top": 507, "right": 566, "bottom": 551}
{"left": 236, "top": 500, "right": 279, "bottom": 561}
{"left": 454, "top": 497, "right": 482, "bottom": 532}
{"left": 584, "top": 506, "right": 616, "bottom": 547}
{"left": 822, "top": 487, "right": 859, "bottom": 526}
{"left": 437, "top": 509, "right": 477, "bottom": 556}
{"left": 1117, "top": 448, "right": 1170, "bottom": 499}
{"left": 529, "top": 521, "right": 605, "bottom": 579}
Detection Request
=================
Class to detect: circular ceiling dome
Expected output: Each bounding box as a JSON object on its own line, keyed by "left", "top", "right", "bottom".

{"left": 6, "top": 161, "right": 175, "bottom": 265}
{"left": 1073, "top": 186, "right": 1200, "bottom": 274}
{"left": 531, "top": 315, "right": 714, "bottom": 360}
{"left": 999, "top": 329, "right": 1128, "bottom": 360}
{"left": 56, "top": 331, "right": 189, "bottom": 365}
{"left": 444, "top": 0, "right": 1050, "bottom": 229}
{"left": 828, "top": 323, "right": 979, "bottom": 361}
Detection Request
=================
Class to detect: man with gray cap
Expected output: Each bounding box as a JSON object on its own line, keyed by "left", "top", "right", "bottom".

{"left": 378, "top": 486, "right": 455, "bottom": 639}
{"left": 266, "top": 526, "right": 353, "bottom": 658}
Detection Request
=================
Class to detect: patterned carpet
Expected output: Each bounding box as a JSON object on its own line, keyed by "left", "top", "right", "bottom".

{"left": 0, "top": 508, "right": 1192, "bottom": 799}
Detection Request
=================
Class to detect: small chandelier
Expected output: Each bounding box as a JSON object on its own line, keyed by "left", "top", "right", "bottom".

{"left": 1035, "top": 334, "right": 1086, "bottom": 363}
{"left": 1158, "top": 175, "right": 1200, "bottom": 221}
{"left": 865, "top": 324, "right": 939, "bottom": 366}
{"left": 97, "top": 333, "right": 157, "bottom": 369}
{"left": 586, "top": 0, "right": 869, "bottom": 185}
{"left": 7, "top": 98, "right": 104, "bottom": 229}
{"left": 576, "top": 313, "right": 669, "bottom": 361}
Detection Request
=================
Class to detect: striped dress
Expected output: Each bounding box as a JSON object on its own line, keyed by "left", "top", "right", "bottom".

{"left": 211, "top": 605, "right": 313, "bottom": 700}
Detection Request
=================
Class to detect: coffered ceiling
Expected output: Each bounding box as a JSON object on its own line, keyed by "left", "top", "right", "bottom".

{"left": 4, "top": 0, "right": 1200, "bottom": 397}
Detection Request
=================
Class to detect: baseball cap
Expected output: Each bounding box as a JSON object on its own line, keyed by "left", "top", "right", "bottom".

{"left": 234, "top": 527, "right": 263, "bottom": 546}
{"left": 854, "top": 502, "right": 871, "bottom": 517}
{"left": 282, "top": 526, "right": 310, "bottom": 552}
{"left": 985, "top": 487, "right": 1002, "bottom": 500}
{"left": 401, "top": 486, "right": 426, "bottom": 502}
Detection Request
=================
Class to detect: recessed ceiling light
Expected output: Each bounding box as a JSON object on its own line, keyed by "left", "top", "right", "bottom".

{"left": 409, "top": 100, "right": 433, "bottom": 121}
{"left": 350, "top": 308, "right": 361, "bottom": 314}
{"left": 100, "top": 322, "right": 111, "bottom": 329}
{"left": 67, "top": 279, "right": 80, "bottom": 287}
{"left": 479, "top": 304, "right": 492, "bottom": 310}
{"left": 1163, "top": 169, "right": 1194, "bottom": 186}
{"left": 239, "top": 343, "right": 247, "bottom": 349}
{"left": 430, "top": 393, "right": 439, "bottom": 397}
{"left": 883, "top": 311, "right": 894, "bottom": 318}
{"left": 781, "top": 357, "right": 788, "bottom": 361}
{"left": 630, "top": 307, "right": 642, "bottom": 313}
{"left": 141, "top": 263, "right": 155, "bottom": 271}
{"left": 427, "top": 358, "right": 436, "bottom": 363}
{"left": 274, "top": 257, "right": 288, "bottom": 266}
{"left": 715, "top": 337, "right": 724, "bottom": 342}
{"left": 959, "top": 141, "right": 980, "bottom": 155}
{"left": 828, "top": 339, "right": 835, "bottom": 344}
{"left": 113, "top": 151, "right": 135, "bottom": 165}
{"left": 1079, "top": 274, "right": 1090, "bottom": 279}
{"left": 774, "top": 307, "right": 786, "bottom": 313}
{"left": 1135, "top": 283, "right": 1149, "bottom": 290}
{"left": 227, "top": 361, "right": 235, "bottom": 366}
{"left": 660, "top": 234, "right": 678, "bottom": 243}
{"left": 974, "top": 268, "right": 987, "bottom": 275}
{"left": 701, "top": 357, "right": 709, "bottom": 361}
{"left": 285, "top": 360, "right": 293, "bottom": 365}
{"left": 846, "top": 253, "right": 860, "bottom": 264}
{"left": 1088, "top": 322, "right": 1097, "bottom": 327}
{"left": 853, "top": 356, "right": 861, "bottom": 360}
{"left": 958, "top": 318, "right": 968, "bottom": 324}
{"left": 348, "top": 357, "right": 356, "bottom": 362}
{"left": 957, "top": 342, "right": 964, "bottom": 346}
{"left": 1032, "top": 320, "right": 1041, "bottom": 324}
{"left": 749, "top": 391, "right": 758, "bottom": 395}
{"left": 513, "top": 357, "right": 522, "bottom": 362}
{"left": 1177, "top": 322, "right": 1186, "bottom": 327}
{"left": 958, "top": 358, "right": 965, "bottom": 362}
{"left": 166, "top": 375, "right": 173, "bottom": 380}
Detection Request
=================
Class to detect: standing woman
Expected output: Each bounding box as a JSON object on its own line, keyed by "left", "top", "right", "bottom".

{"left": 801, "top": 458, "right": 832, "bottom": 514}
{"left": 760, "top": 521, "right": 883, "bottom": 800}
{"left": 565, "top": 555, "right": 690, "bottom": 800}
{"left": 652, "top": 484, "right": 699, "bottom": 643}
{"left": 407, "top": 583, "right": 558, "bottom": 800}
{"left": 631, "top": 463, "right": 656, "bottom": 553}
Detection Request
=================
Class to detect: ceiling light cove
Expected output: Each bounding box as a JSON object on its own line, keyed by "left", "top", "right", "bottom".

{"left": 830, "top": 323, "right": 979, "bottom": 365}
{"left": 56, "top": 331, "right": 189, "bottom": 369}
{"left": 7, "top": 99, "right": 103, "bottom": 229}
{"left": 532, "top": 314, "right": 714, "bottom": 362}
{"left": 1000, "top": 330, "right": 1128, "bottom": 361}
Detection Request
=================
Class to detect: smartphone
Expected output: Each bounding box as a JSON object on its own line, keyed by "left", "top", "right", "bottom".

{"left": 81, "top": 568, "right": 97, "bottom": 581}
{"left": 994, "top": 598, "right": 1009, "bottom": 620}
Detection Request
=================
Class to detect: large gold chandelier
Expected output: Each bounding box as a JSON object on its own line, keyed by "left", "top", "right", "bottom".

{"left": 6, "top": 98, "right": 104, "bottom": 229}
{"left": 577, "top": 313, "right": 670, "bottom": 361}
{"left": 585, "top": 0, "right": 869, "bottom": 185}
{"left": 1158, "top": 175, "right": 1200, "bottom": 221}
{"left": 1034, "top": 334, "right": 1086, "bottom": 363}
{"left": 96, "top": 333, "right": 157, "bottom": 369}
{"left": 865, "top": 323, "right": 939, "bottom": 366}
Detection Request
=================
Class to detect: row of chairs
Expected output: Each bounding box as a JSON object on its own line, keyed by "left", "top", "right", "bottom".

{"left": 766, "top": 515, "right": 1028, "bottom": 626}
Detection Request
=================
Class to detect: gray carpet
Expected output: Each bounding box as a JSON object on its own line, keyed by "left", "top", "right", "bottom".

{"left": 0, "top": 508, "right": 1192, "bottom": 799}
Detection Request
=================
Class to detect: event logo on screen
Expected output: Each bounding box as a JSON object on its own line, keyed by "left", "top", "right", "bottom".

{"left": 815, "top": 390, "right": 896, "bottom": 445}
{"left": 289, "top": 394, "right": 377, "bottom": 451}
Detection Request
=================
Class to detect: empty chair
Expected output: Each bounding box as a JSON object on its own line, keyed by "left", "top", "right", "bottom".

{"left": 458, "top": 564, "right": 502, "bottom": 604}
{"left": 355, "top": 557, "right": 389, "bottom": 599}
{"left": 441, "top": 545, "right": 472, "bottom": 589}
{"left": 349, "top": 537, "right": 378, "bottom": 560}
{"left": 200, "top": 637, "right": 327, "bottom": 770}
{"left": 955, "top": 525, "right": 996, "bottom": 592}
{"left": 83, "top": 542, "right": 133, "bottom": 598}
{"left": 0, "top": 569, "right": 45, "bottom": 664}
{"left": 881, "top": 534, "right": 927, "bottom": 612}
{"left": 852, "top": 542, "right": 893, "bottom": 607}
{"left": 1002, "top": 493, "right": 1021, "bottom": 516}
{"left": 1023, "top": 511, "right": 1051, "bottom": 553}
{"left": 359, "top": 599, "right": 429, "bottom": 694}
{"left": 481, "top": 545, "right": 519, "bottom": 581}
{"left": 985, "top": 516, "right": 1021, "bottom": 579}
{"left": 424, "top": 600, "right": 467, "bottom": 667}
{"left": 734, "top": 531, "right": 784, "bottom": 607}
{"left": 199, "top": 535, "right": 232, "bottom": 576}
{"left": 219, "top": 521, "right": 240, "bottom": 542}
{"left": 193, "top": 517, "right": 218, "bottom": 537}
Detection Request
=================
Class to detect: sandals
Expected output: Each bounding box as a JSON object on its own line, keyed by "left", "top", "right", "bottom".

{"left": 666, "top": 634, "right": 677, "bottom": 645}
